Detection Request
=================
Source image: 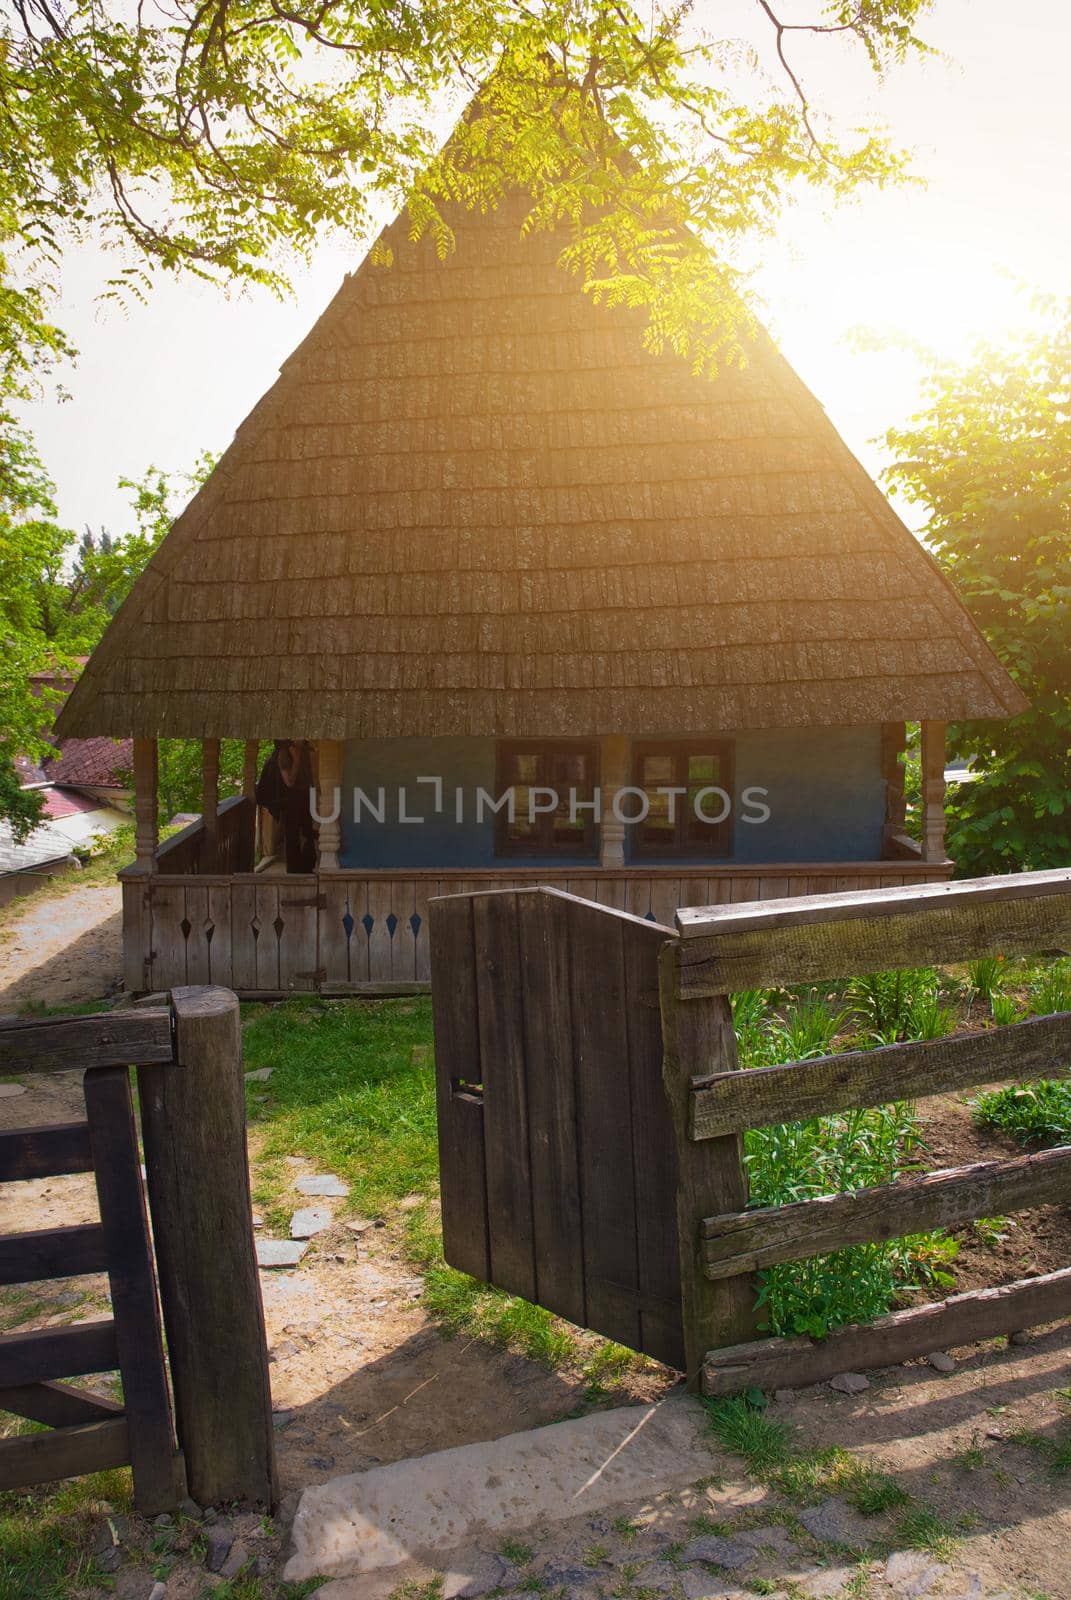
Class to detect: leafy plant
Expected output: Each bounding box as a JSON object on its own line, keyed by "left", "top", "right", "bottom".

{"left": 904, "top": 988, "right": 958, "bottom": 1041}
{"left": 973, "top": 1080, "right": 1071, "bottom": 1146}
{"left": 1028, "top": 961, "right": 1071, "bottom": 1018}
{"left": 990, "top": 993, "right": 1021, "bottom": 1027}
{"left": 968, "top": 958, "right": 1005, "bottom": 1004}
{"left": 847, "top": 969, "right": 942, "bottom": 1043}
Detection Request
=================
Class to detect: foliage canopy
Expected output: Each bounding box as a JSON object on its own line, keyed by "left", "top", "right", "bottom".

{"left": 1, "top": 1, "right": 934, "bottom": 395}
{"left": 886, "top": 300, "right": 1071, "bottom": 874}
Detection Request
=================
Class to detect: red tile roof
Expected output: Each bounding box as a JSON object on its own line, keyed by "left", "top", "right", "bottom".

{"left": 44, "top": 737, "right": 133, "bottom": 790}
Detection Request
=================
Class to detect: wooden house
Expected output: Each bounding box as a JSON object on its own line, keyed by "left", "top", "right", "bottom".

{"left": 54, "top": 192, "right": 1026, "bottom": 996}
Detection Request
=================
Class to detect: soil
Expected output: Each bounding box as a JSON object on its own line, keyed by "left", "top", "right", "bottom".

{"left": 0, "top": 881, "right": 123, "bottom": 1012}
{"left": 916, "top": 1090, "right": 1071, "bottom": 1292}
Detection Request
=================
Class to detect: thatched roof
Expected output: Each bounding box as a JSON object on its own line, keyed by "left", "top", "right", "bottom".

{"left": 56, "top": 193, "right": 1026, "bottom": 742}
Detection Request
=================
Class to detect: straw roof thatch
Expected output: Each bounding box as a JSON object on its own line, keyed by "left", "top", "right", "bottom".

{"left": 56, "top": 192, "right": 1026, "bottom": 743}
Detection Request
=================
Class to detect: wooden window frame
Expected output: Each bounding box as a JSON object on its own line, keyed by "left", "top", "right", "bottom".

{"left": 631, "top": 739, "right": 735, "bottom": 860}
{"left": 494, "top": 740, "right": 600, "bottom": 859}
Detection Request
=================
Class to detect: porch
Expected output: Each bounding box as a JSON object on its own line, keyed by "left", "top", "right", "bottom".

{"left": 119, "top": 727, "right": 953, "bottom": 997}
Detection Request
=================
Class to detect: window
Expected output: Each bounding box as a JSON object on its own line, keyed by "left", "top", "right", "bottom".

{"left": 631, "top": 741, "right": 734, "bottom": 859}
{"left": 494, "top": 740, "right": 599, "bottom": 858}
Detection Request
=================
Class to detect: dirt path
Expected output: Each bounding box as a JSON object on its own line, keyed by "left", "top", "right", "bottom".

{"left": 0, "top": 882, "right": 122, "bottom": 1012}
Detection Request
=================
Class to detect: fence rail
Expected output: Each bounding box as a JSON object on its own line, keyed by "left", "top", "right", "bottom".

{"left": 670, "top": 866, "right": 1071, "bottom": 1391}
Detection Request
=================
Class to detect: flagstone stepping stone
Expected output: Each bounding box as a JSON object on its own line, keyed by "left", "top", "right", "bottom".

{"left": 682, "top": 1534, "right": 754, "bottom": 1569}
{"left": 245, "top": 1067, "right": 273, "bottom": 1082}
{"left": 0, "top": 1082, "right": 26, "bottom": 1097}
{"left": 256, "top": 1238, "right": 308, "bottom": 1268}
{"left": 290, "top": 1205, "right": 331, "bottom": 1238}
{"left": 294, "top": 1174, "right": 350, "bottom": 1197}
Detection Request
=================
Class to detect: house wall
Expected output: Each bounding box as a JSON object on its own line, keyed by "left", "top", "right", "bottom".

{"left": 337, "top": 727, "right": 885, "bottom": 870}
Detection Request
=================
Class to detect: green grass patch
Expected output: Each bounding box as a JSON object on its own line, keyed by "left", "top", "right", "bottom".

{"left": 0, "top": 1471, "right": 132, "bottom": 1600}
{"left": 243, "top": 997, "right": 439, "bottom": 1215}
{"left": 702, "top": 1395, "right": 911, "bottom": 1517}
{"left": 889, "top": 1506, "right": 962, "bottom": 1558}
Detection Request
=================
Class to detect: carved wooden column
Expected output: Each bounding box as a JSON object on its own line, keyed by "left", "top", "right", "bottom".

{"left": 920, "top": 721, "right": 947, "bottom": 862}
{"left": 315, "top": 739, "right": 343, "bottom": 871}
{"left": 132, "top": 738, "right": 158, "bottom": 875}
{"left": 202, "top": 738, "right": 220, "bottom": 869}
{"left": 599, "top": 734, "right": 630, "bottom": 868}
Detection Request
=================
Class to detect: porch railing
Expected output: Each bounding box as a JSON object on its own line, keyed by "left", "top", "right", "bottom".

{"left": 154, "top": 794, "right": 255, "bottom": 876}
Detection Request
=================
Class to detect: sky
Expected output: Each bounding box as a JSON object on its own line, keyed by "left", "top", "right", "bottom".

{"left": 18, "top": 0, "right": 1071, "bottom": 536}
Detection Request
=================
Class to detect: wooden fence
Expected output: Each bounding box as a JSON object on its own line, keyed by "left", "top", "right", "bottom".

{"left": 430, "top": 870, "right": 1071, "bottom": 1392}
{"left": 123, "top": 858, "right": 950, "bottom": 998}
{"left": 0, "top": 990, "right": 276, "bottom": 1509}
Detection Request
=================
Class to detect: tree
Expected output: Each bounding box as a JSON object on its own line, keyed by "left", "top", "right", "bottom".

{"left": 885, "top": 301, "right": 1071, "bottom": 874}
{"left": 0, "top": 430, "right": 213, "bottom": 838}
{"left": 1, "top": 2, "right": 932, "bottom": 392}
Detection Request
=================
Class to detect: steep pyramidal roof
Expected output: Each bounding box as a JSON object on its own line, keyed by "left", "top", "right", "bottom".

{"left": 56, "top": 191, "right": 1026, "bottom": 742}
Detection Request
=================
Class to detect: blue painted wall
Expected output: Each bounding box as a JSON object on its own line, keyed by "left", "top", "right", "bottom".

{"left": 337, "top": 727, "right": 885, "bottom": 869}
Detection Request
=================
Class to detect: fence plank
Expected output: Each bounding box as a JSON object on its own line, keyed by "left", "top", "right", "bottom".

{"left": 429, "top": 895, "right": 491, "bottom": 1283}
{"left": 0, "top": 1417, "right": 129, "bottom": 1492}
{"left": 675, "top": 871, "right": 1071, "bottom": 996}
{"left": 659, "top": 944, "right": 757, "bottom": 1388}
{"left": 0, "top": 1011, "right": 173, "bottom": 1075}
{"left": 703, "top": 1146, "right": 1071, "bottom": 1277}
{"left": 138, "top": 986, "right": 276, "bottom": 1509}
{"left": 691, "top": 1014, "right": 1071, "bottom": 1139}
{"left": 517, "top": 891, "right": 585, "bottom": 1328}
{"left": 0, "top": 1380, "right": 123, "bottom": 1428}
{"left": 703, "top": 1266, "right": 1071, "bottom": 1394}
{"left": 0, "top": 1123, "right": 93, "bottom": 1182}
{"left": 472, "top": 894, "right": 537, "bottom": 1301}
{"left": 570, "top": 902, "right": 642, "bottom": 1352}
{"left": 84, "top": 1066, "right": 177, "bottom": 1514}
{"left": 0, "top": 1224, "right": 109, "bottom": 1286}
{"left": 623, "top": 916, "right": 685, "bottom": 1370}
{"left": 0, "top": 1320, "right": 118, "bottom": 1388}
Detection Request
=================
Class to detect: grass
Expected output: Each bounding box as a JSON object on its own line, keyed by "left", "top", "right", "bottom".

{"left": 243, "top": 996, "right": 439, "bottom": 1216}
{"left": 0, "top": 1470, "right": 132, "bottom": 1600}
{"left": 702, "top": 1396, "right": 958, "bottom": 1559}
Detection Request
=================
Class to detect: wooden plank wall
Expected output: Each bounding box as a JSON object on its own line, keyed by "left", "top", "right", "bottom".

{"left": 133, "top": 864, "right": 952, "bottom": 996}
{"left": 429, "top": 887, "right": 684, "bottom": 1367}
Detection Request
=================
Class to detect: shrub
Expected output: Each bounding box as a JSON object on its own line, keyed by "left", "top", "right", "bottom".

{"left": 973, "top": 1080, "right": 1071, "bottom": 1146}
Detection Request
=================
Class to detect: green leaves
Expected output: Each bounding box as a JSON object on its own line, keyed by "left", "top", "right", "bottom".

{"left": 885, "top": 299, "right": 1071, "bottom": 876}
{"left": 1, "top": 1, "right": 930, "bottom": 392}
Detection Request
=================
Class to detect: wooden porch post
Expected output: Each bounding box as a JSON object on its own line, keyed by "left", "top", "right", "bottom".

{"left": 242, "top": 740, "right": 259, "bottom": 800}
{"left": 921, "top": 721, "right": 947, "bottom": 862}
{"left": 201, "top": 738, "right": 220, "bottom": 869}
{"left": 599, "top": 734, "right": 629, "bottom": 868}
{"left": 315, "top": 739, "right": 343, "bottom": 871}
{"left": 132, "top": 738, "right": 158, "bottom": 875}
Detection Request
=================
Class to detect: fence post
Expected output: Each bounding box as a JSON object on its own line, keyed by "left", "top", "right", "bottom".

{"left": 659, "top": 942, "right": 757, "bottom": 1390}
{"left": 137, "top": 986, "right": 277, "bottom": 1508}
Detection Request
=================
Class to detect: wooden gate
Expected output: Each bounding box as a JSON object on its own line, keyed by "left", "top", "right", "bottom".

{"left": 430, "top": 887, "right": 688, "bottom": 1367}
{"left": 0, "top": 991, "right": 276, "bottom": 1509}
{"left": 431, "top": 871, "right": 1071, "bottom": 1391}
